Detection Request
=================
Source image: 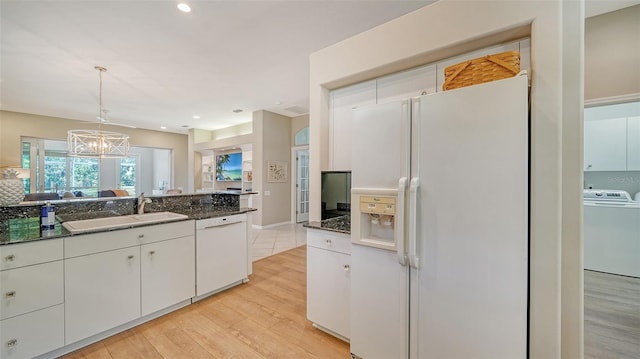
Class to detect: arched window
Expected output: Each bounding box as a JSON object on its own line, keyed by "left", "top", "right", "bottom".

{"left": 294, "top": 127, "right": 309, "bottom": 146}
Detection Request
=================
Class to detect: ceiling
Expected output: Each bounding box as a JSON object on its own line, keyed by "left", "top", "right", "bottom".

{"left": 0, "top": 0, "right": 433, "bottom": 134}
{"left": 2, "top": 1, "right": 636, "bottom": 135}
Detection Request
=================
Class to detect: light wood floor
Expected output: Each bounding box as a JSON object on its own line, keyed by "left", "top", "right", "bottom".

{"left": 585, "top": 270, "right": 640, "bottom": 359}
{"left": 62, "top": 246, "right": 350, "bottom": 359}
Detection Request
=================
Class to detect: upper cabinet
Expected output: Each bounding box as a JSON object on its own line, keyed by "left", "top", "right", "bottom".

{"left": 584, "top": 117, "right": 627, "bottom": 171}
{"left": 584, "top": 100, "right": 640, "bottom": 171}
{"left": 330, "top": 81, "right": 376, "bottom": 171}
{"left": 376, "top": 65, "right": 437, "bottom": 104}
{"left": 328, "top": 38, "right": 530, "bottom": 171}
{"left": 627, "top": 116, "right": 640, "bottom": 170}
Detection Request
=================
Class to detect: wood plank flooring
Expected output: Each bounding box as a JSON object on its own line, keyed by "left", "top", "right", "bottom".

{"left": 585, "top": 270, "right": 640, "bottom": 359}
{"left": 62, "top": 246, "right": 350, "bottom": 359}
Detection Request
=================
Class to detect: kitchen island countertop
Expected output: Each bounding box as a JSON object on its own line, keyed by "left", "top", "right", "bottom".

{"left": 0, "top": 207, "right": 256, "bottom": 245}
{"left": 304, "top": 215, "right": 350, "bottom": 234}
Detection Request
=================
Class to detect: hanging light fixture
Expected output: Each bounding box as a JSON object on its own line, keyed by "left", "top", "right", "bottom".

{"left": 67, "top": 66, "right": 130, "bottom": 158}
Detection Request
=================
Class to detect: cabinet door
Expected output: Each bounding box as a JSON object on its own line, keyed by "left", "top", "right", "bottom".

{"left": 0, "top": 261, "right": 63, "bottom": 320}
{"left": 584, "top": 118, "right": 627, "bottom": 171}
{"left": 628, "top": 117, "right": 640, "bottom": 170}
{"left": 65, "top": 247, "right": 141, "bottom": 344}
{"left": 141, "top": 236, "right": 195, "bottom": 316}
{"left": 0, "top": 304, "right": 64, "bottom": 359}
{"left": 377, "top": 64, "right": 437, "bottom": 104}
{"left": 307, "top": 246, "right": 350, "bottom": 339}
{"left": 330, "top": 80, "right": 376, "bottom": 170}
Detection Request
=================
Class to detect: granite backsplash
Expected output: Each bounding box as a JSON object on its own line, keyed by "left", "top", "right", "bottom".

{"left": 0, "top": 193, "right": 239, "bottom": 223}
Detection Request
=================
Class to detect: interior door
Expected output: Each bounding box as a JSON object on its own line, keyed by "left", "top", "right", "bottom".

{"left": 296, "top": 149, "right": 310, "bottom": 222}
{"left": 410, "top": 76, "right": 529, "bottom": 358}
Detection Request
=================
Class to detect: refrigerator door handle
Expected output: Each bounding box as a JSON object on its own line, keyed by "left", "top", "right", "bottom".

{"left": 396, "top": 177, "right": 408, "bottom": 266}
{"left": 408, "top": 177, "right": 420, "bottom": 269}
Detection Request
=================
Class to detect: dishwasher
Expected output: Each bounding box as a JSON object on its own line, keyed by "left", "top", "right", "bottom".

{"left": 195, "top": 214, "right": 248, "bottom": 299}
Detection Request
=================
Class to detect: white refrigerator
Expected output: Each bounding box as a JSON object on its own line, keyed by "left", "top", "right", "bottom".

{"left": 350, "top": 75, "right": 529, "bottom": 358}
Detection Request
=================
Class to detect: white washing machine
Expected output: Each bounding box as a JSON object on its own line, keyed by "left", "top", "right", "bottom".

{"left": 584, "top": 189, "right": 640, "bottom": 278}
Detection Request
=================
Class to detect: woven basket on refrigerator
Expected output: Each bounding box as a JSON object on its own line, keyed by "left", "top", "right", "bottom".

{"left": 442, "top": 51, "right": 520, "bottom": 91}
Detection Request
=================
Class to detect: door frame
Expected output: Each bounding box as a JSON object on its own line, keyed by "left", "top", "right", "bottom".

{"left": 291, "top": 145, "right": 310, "bottom": 223}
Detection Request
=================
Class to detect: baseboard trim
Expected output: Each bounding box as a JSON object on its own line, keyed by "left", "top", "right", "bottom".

{"left": 252, "top": 221, "right": 292, "bottom": 230}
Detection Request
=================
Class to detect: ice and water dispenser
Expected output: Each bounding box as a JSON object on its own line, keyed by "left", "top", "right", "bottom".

{"left": 351, "top": 189, "right": 401, "bottom": 251}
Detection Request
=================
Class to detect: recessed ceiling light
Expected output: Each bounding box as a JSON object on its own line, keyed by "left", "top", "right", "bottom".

{"left": 177, "top": 3, "right": 191, "bottom": 13}
{"left": 181, "top": 125, "right": 190, "bottom": 128}
{"left": 160, "top": 126, "right": 167, "bottom": 130}
{"left": 192, "top": 115, "right": 200, "bottom": 119}
{"left": 233, "top": 109, "right": 243, "bottom": 113}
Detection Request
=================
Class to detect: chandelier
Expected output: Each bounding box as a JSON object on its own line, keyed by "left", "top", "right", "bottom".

{"left": 67, "top": 66, "right": 130, "bottom": 158}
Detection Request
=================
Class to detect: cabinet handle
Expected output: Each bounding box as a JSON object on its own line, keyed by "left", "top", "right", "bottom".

{"left": 6, "top": 339, "right": 17, "bottom": 347}
{"left": 149, "top": 251, "right": 156, "bottom": 255}
{"left": 138, "top": 234, "right": 145, "bottom": 239}
{"left": 587, "top": 164, "right": 592, "bottom": 169}
{"left": 127, "top": 255, "right": 135, "bottom": 260}
{"left": 343, "top": 264, "right": 350, "bottom": 271}
{"left": 5, "top": 255, "right": 15, "bottom": 262}
{"left": 325, "top": 239, "right": 332, "bottom": 245}
{"left": 5, "top": 291, "right": 16, "bottom": 298}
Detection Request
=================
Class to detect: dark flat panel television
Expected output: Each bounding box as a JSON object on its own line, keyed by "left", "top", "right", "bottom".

{"left": 216, "top": 152, "right": 242, "bottom": 181}
{"left": 321, "top": 171, "right": 351, "bottom": 220}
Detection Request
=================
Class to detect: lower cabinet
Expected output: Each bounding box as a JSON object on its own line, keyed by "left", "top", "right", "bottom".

{"left": 141, "top": 236, "right": 195, "bottom": 316}
{"left": 0, "top": 304, "right": 64, "bottom": 359}
{"left": 0, "top": 238, "right": 64, "bottom": 359}
{"left": 65, "top": 246, "right": 141, "bottom": 344}
{"left": 306, "top": 229, "right": 351, "bottom": 340}
{"left": 64, "top": 220, "right": 196, "bottom": 345}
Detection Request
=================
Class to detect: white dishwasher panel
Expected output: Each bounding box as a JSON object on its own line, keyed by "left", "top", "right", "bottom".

{"left": 196, "top": 214, "right": 248, "bottom": 297}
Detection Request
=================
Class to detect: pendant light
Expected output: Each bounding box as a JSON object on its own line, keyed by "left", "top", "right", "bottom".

{"left": 67, "top": 66, "right": 130, "bottom": 158}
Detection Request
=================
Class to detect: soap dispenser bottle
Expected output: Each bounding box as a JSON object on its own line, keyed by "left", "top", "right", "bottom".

{"left": 40, "top": 201, "right": 56, "bottom": 235}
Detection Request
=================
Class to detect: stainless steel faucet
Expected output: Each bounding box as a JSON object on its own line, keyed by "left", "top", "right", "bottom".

{"left": 137, "top": 192, "right": 152, "bottom": 214}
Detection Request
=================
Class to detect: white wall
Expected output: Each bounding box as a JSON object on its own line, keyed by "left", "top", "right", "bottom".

{"left": 308, "top": 0, "right": 583, "bottom": 357}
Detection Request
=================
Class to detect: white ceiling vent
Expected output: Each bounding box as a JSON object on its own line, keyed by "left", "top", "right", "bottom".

{"left": 284, "top": 106, "right": 308, "bottom": 115}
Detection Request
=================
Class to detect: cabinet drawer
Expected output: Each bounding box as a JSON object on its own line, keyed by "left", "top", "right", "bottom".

{"left": 0, "top": 261, "right": 63, "bottom": 320}
{"left": 0, "top": 239, "right": 63, "bottom": 270}
{"left": 307, "top": 229, "right": 351, "bottom": 254}
{"left": 65, "top": 230, "right": 140, "bottom": 258}
{"left": 64, "top": 220, "right": 195, "bottom": 258}
{"left": 137, "top": 220, "right": 194, "bottom": 245}
{"left": 0, "top": 304, "right": 64, "bottom": 359}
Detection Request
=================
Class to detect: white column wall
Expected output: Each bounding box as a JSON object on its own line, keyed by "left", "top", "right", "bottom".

{"left": 308, "top": 0, "right": 583, "bottom": 357}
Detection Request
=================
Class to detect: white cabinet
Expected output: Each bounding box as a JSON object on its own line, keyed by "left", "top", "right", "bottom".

{"left": 141, "top": 235, "right": 195, "bottom": 316}
{"left": 330, "top": 80, "right": 376, "bottom": 171}
{"left": 64, "top": 245, "right": 141, "bottom": 344}
{"left": 0, "top": 239, "right": 64, "bottom": 358}
{"left": 1, "top": 304, "right": 64, "bottom": 359}
{"left": 64, "top": 220, "right": 195, "bottom": 344}
{"left": 0, "top": 261, "right": 63, "bottom": 320}
{"left": 306, "top": 229, "right": 351, "bottom": 340}
{"left": 584, "top": 117, "right": 627, "bottom": 171}
{"left": 628, "top": 116, "right": 640, "bottom": 170}
{"left": 377, "top": 64, "right": 437, "bottom": 104}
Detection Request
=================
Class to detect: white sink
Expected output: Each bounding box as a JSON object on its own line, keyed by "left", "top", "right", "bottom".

{"left": 62, "top": 211, "right": 188, "bottom": 234}
{"left": 131, "top": 212, "right": 189, "bottom": 223}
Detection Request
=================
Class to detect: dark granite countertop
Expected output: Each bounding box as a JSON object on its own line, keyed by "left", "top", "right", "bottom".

{"left": 304, "top": 215, "right": 351, "bottom": 234}
{"left": 0, "top": 207, "right": 257, "bottom": 245}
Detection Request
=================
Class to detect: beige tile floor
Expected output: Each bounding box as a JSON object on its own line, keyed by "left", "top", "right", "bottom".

{"left": 250, "top": 222, "right": 307, "bottom": 261}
